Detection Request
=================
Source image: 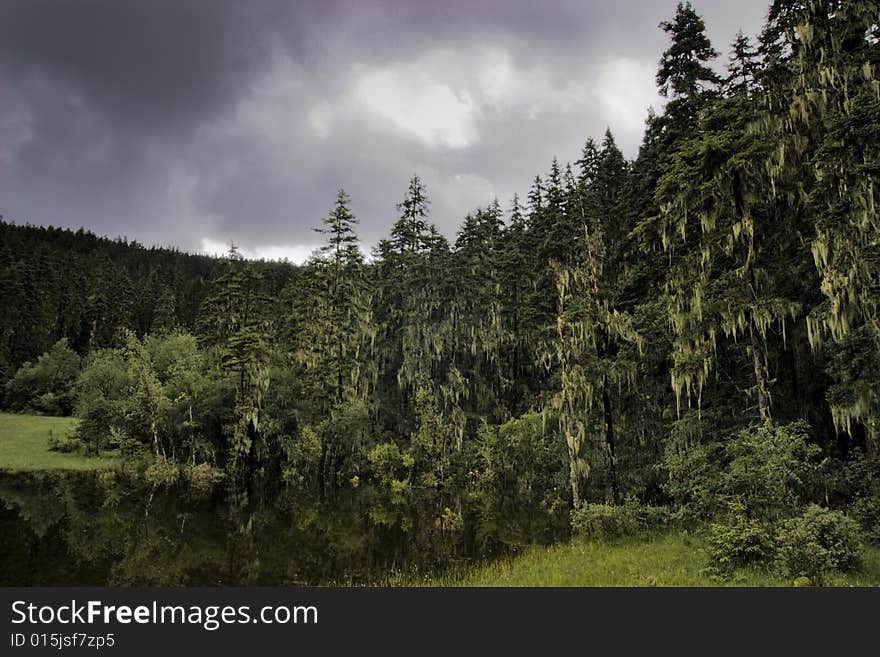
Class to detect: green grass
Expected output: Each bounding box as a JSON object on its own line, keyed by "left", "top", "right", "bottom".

{"left": 0, "top": 412, "right": 116, "bottom": 471}
{"left": 421, "top": 534, "right": 880, "bottom": 587}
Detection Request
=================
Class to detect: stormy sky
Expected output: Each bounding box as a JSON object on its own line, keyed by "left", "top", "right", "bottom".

{"left": 1, "top": 0, "right": 770, "bottom": 262}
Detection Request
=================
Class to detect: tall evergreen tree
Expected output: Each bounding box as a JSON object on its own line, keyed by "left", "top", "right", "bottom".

{"left": 726, "top": 31, "right": 762, "bottom": 97}
{"left": 199, "top": 244, "right": 274, "bottom": 478}
{"left": 656, "top": 1, "right": 722, "bottom": 138}
{"left": 773, "top": 0, "right": 880, "bottom": 444}
{"left": 295, "top": 189, "right": 374, "bottom": 413}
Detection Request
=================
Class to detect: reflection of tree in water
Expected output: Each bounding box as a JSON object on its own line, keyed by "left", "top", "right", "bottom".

{"left": 0, "top": 471, "right": 502, "bottom": 586}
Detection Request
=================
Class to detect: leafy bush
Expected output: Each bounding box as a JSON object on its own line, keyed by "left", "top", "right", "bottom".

{"left": 721, "top": 421, "right": 821, "bottom": 520}
{"left": 186, "top": 463, "right": 226, "bottom": 493}
{"left": 664, "top": 440, "right": 724, "bottom": 521}
{"left": 74, "top": 349, "right": 133, "bottom": 453}
{"left": 4, "top": 339, "right": 81, "bottom": 415}
{"left": 280, "top": 426, "right": 322, "bottom": 487}
{"left": 571, "top": 502, "right": 670, "bottom": 540}
{"left": 572, "top": 503, "right": 639, "bottom": 539}
{"left": 706, "top": 512, "right": 774, "bottom": 573}
{"left": 664, "top": 421, "right": 822, "bottom": 522}
{"left": 774, "top": 505, "right": 864, "bottom": 584}
{"left": 144, "top": 459, "right": 181, "bottom": 487}
{"left": 47, "top": 431, "right": 85, "bottom": 454}
{"left": 824, "top": 450, "right": 880, "bottom": 544}
{"left": 848, "top": 496, "right": 880, "bottom": 545}
{"left": 472, "top": 413, "right": 568, "bottom": 548}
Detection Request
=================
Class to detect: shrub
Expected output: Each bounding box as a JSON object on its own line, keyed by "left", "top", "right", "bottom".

{"left": 473, "top": 413, "right": 569, "bottom": 548}
{"left": 144, "top": 459, "right": 181, "bottom": 487}
{"left": 4, "top": 339, "right": 81, "bottom": 414}
{"left": 571, "top": 502, "right": 670, "bottom": 540}
{"left": 186, "top": 463, "right": 226, "bottom": 493}
{"left": 663, "top": 440, "right": 724, "bottom": 521}
{"left": 774, "top": 505, "right": 864, "bottom": 584}
{"left": 663, "top": 421, "right": 822, "bottom": 523}
{"left": 47, "top": 431, "right": 85, "bottom": 454}
{"left": 572, "top": 503, "right": 639, "bottom": 539}
{"left": 721, "top": 421, "right": 822, "bottom": 521}
{"left": 849, "top": 496, "right": 880, "bottom": 545}
{"left": 706, "top": 514, "right": 774, "bottom": 573}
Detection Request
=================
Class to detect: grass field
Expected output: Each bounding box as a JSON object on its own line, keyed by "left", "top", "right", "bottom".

{"left": 0, "top": 412, "right": 115, "bottom": 471}
{"left": 419, "top": 534, "right": 880, "bottom": 587}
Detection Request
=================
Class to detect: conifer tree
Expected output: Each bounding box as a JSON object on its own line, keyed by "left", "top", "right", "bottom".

{"left": 199, "top": 244, "right": 273, "bottom": 477}
{"left": 773, "top": 0, "right": 880, "bottom": 443}
{"left": 656, "top": 1, "right": 721, "bottom": 137}
{"left": 499, "top": 194, "right": 534, "bottom": 414}
{"left": 295, "top": 189, "right": 374, "bottom": 413}
{"left": 726, "top": 31, "right": 762, "bottom": 97}
{"left": 375, "top": 177, "right": 453, "bottom": 428}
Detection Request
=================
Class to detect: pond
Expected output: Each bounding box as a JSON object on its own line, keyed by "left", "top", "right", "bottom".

{"left": 0, "top": 470, "right": 507, "bottom": 586}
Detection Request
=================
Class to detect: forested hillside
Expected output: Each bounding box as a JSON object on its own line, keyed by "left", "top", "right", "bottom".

{"left": 2, "top": 0, "right": 878, "bottom": 581}
{"left": 0, "top": 222, "right": 296, "bottom": 385}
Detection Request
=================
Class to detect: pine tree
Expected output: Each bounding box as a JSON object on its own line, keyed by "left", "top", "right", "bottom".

{"left": 772, "top": 0, "right": 880, "bottom": 443}
{"left": 294, "top": 189, "right": 374, "bottom": 412}
{"left": 726, "top": 31, "right": 762, "bottom": 97}
{"left": 499, "top": 194, "right": 533, "bottom": 414}
{"left": 451, "top": 200, "right": 506, "bottom": 420}
{"left": 656, "top": 1, "right": 721, "bottom": 137}
{"left": 199, "top": 244, "right": 274, "bottom": 478}
{"left": 543, "top": 131, "right": 643, "bottom": 505}
{"left": 656, "top": 89, "right": 804, "bottom": 421}
{"left": 374, "top": 176, "right": 454, "bottom": 433}
{"left": 151, "top": 288, "right": 178, "bottom": 334}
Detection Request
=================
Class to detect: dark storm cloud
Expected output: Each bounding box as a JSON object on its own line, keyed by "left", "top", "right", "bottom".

{"left": 0, "top": 0, "right": 771, "bottom": 259}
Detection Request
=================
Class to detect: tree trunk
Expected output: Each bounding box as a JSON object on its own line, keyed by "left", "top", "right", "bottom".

{"left": 602, "top": 374, "right": 621, "bottom": 504}
{"left": 568, "top": 448, "right": 581, "bottom": 511}
{"left": 188, "top": 402, "right": 196, "bottom": 466}
{"left": 337, "top": 337, "right": 344, "bottom": 405}
{"left": 749, "top": 317, "right": 772, "bottom": 422}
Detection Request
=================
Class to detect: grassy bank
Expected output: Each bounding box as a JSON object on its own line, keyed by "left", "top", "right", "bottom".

{"left": 424, "top": 534, "right": 880, "bottom": 587}
{"left": 0, "top": 413, "right": 115, "bottom": 471}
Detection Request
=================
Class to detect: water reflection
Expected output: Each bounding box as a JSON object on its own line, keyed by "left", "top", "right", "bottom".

{"left": 0, "top": 471, "right": 495, "bottom": 586}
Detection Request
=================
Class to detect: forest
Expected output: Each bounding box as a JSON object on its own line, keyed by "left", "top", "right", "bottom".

{"left": 1, "top": 0, "right": 879, "bottom": 585}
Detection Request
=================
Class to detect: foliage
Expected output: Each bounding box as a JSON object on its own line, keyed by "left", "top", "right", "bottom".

{"left": 4, "top": 339, "right": 81, "bottom": 415}
{"left": 47, "top": 432, "right": 85, "bottom": 454}
{"left": 73, "top": 348, "right": 133, "bottom": 454}
{"left": 472, "top": 413, "right": 568, "bottom": 548}
{"left": 774, "top": 505, "right": 865, "bottom": 584}
{"left": 706, "top": 504, "right": 775, "bottom": 573}
{"left": 720, "top": 421, "right": 822, "bottom": 520}
{"left": 665, "top": 421, "right": 822, "bottom": 521}
{"left": 571, "top": 501, "right": 671, "bottom": 541}
{"left": 367, "top": 441, "right": 414, "bottom": 530}
{"left": 1, "top": 1, "right": 878, "bottom": 577}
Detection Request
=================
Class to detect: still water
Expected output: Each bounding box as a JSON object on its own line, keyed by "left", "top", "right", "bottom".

{"left": 0, "top": 471, "right": 503, "bottom": 586}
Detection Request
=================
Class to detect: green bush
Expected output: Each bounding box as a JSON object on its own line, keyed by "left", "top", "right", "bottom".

{"left": 664, "top": 421, "right": 822, "bottom": 523}
{"left": 721, "top": 422, "right": 821, "bottom": 520}
{"left": 144, "top": 459, "right": 181, "bottom": 487}
{"left": 186, "top": 463, "right": 226, "bottom": 493}
{"left": 4, "top": 339, "right": 81, "bottom": 415}
{"left": 774, "top": 505, "right": 864, "bottom": 584}
{"left": 571, "top": 502, "right": 670, "bottom": 540}
{"left": 473, "top": 413, "right": 569, "bottom": 548}
{"left": 706, "top": 514, "right": 774, "bottom": 573}
{"left": 572, "top": 503, "right": 639, "bottom": 539}
{"left": 849, "top": 496, "right": 880, "bottom": 545}
{"left": 663, "top": 440, "right": 724, "bottom": 521}
{"left": 47, "top": 431, "right": 85, "bottom": 454}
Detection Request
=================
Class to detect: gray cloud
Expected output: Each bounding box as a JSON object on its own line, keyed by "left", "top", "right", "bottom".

{"left": 0, "top": 0, "right": 771, "bottom": 259}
